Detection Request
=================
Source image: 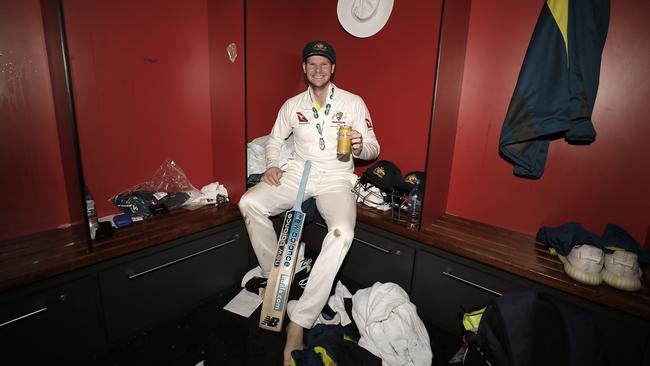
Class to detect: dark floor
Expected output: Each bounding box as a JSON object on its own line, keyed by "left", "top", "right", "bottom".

{"left": 86, "top": 286, "right": 461, "bottom": 366}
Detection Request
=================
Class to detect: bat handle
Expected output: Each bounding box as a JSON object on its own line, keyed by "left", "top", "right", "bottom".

{"left": 293, "top": 160, "right": 312, "bottom": 211}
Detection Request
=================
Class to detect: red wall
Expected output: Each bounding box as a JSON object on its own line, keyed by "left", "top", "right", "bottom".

{"left": 422, "top": 0, "right": 471, "bottom": 226}
{"left": 208, "top": 0, "right": 246, "bottom": 201}
{"left": 246, "top": 0, "right": 442, "bottom": 174}
{"left": 6, "top": 0, "right": 646, "bottom": 247}
{"left": 0, "top": 0, "right": 70, "bottom": 240}
{"left": 63, "top": 0, "right": 214, "bottom": 217}
{"left": 447, "top": 0, "right": 650, "bottom": 246}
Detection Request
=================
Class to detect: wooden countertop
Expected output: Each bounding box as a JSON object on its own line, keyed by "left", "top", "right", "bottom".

{"left": 1, "top": 202, "right": 648, "bottom": 320}
{"left": 0, "top": 203, "right": 242, "bottom": 292}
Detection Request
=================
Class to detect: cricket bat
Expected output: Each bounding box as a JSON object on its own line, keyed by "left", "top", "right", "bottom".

{"left": 259, "top": 160, "right": 312, "bottom": 331}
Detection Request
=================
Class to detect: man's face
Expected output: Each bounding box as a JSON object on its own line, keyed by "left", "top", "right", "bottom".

{"left": 303, "top": 55, "right": 335, "bottom": 89}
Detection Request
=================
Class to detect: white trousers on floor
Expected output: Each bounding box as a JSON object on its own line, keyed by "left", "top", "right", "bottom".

{"left": 238, "top": 160, "right": 357, "bottom": 329}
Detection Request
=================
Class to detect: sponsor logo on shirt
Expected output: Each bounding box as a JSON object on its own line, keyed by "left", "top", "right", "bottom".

{"left": 296, "top": 112, "right": 308, "bottom": 123}
{"left": 365, "top": 118, "right": 373, "bottom": 129}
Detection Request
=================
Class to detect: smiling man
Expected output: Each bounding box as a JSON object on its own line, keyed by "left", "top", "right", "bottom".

{"left": 238, "top": 40, "right": 380, "bottom": 365}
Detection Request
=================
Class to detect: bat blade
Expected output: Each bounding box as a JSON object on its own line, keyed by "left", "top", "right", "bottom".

{"left": 259, "top": 210, "right": 305, "bottom": 331}
{"left": 259, "top": 161, "right": 312, "bottom": 332}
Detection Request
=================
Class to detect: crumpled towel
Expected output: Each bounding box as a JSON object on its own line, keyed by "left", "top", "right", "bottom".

{"left": 352, "top": 282, "right": 432, "bottom": 366}
{"left": 201, "top": 182, "right": 228, "bottom": 199}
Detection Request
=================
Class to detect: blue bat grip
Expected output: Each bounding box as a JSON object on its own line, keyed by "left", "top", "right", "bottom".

{"left": 293, "top": 161, "right": 312, "bottom": 212}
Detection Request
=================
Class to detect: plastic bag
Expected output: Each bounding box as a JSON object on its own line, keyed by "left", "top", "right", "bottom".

{"left": 110, "top": 159, "right": 202, "bottom": 217}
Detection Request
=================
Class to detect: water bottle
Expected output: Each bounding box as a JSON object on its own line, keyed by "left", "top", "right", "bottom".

{"left": 85, "top": 189, "right": 99, "bottom": 240}
{"left": 406, "top": 182, "right": 421, "bottom": 231}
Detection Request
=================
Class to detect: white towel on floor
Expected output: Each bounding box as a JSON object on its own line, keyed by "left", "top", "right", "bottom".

{"left": 352, "top": 282, "right": 432, "bottom": 366}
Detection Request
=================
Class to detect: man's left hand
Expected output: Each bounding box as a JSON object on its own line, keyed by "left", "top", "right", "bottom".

{"left": 350, "top": 130, "right": 363, "bottom": 156}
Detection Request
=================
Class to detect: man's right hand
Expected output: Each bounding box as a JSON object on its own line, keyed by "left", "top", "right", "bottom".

{"left": 262, "top": 167, "right": 283, "bottom": 186}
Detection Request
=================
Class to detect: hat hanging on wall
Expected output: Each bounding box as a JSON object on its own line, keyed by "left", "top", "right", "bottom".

{"left": 337, "top": 0, "right": 394, "bottom": 38}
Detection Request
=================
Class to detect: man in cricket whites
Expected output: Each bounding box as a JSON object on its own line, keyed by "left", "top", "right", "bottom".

{"left": 238, "top": 40, "right": 380, "bottom": 365}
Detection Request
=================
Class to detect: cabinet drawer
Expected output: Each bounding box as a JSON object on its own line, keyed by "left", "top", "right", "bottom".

{"left": 344, "top": 224, "right": 415, "bottom": 291}
{"left": 578, "top": 299, "right": 650, "bottom": 366}
{"left": 0, "top": 276, "right": 104, "bottom": 364}
{"left": 100, "top": 226, "right": 247, "bottom": 341}
{"left": 412, "top": 251, "right": 526, "bottom": 335}
{"left": 307, "top": 222, "right": 415, "bottom": 292}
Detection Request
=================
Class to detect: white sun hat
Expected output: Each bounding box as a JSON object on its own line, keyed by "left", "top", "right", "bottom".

{"left": 337, "top": 0, "right": 394, "bottom": 38}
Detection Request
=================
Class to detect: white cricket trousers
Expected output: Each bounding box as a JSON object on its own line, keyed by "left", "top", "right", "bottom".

{"left": 238, "top": 160, "right": 357, "bottom": 329}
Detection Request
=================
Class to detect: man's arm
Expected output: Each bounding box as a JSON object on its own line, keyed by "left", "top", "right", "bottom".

{"left": 350, "top": 97, "right": 380, "bottom": 160}
{"left": 263, "top": 101, "right": 293, "bottom": 185}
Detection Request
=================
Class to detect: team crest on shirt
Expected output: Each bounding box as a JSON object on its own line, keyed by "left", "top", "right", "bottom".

{"left": 330, "top": 111, "right": 345, "bottom": 126}
{"left": 296, "top": 112, "right": 309, "bottom": 123}
{"left": 365, "top": 118, "right": 373, "bottom": 129}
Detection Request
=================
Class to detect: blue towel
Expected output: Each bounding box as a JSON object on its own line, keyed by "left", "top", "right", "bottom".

{"left": 536, "top": 222, "right": 603, "bottom": 256}
{"left": 601, "top": 224, "right": 650, "bottom": 263}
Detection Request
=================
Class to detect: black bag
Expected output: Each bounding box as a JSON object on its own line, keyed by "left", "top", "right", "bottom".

{"left": 463, "top": 291, "right": 605, "bottom": 366}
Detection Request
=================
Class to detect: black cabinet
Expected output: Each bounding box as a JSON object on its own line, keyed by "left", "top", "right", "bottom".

{"left": 575, "top": 297, "right": 650, "bottom": 366}
{"left": 409, "top": 237, "right": 650, "bottom": 365}
{"left": 99, "top": 223, "right": 248, "bottom": 342}
{"left": 344, "top": 222, "right": 415, "bottom": 291}
{"left": 411, "top": 250, "right": 526, "bottom": 335}
{"left": 0, "top": 276, "right": 105, "bottom": 365}
{"left": 0, "top": 217, "right": 250, "bottom": 362}
{"left": 302, "top": 220, "right": 415, "bottom": 292}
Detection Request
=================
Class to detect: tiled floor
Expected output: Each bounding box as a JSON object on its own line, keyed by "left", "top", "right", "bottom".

{"left": 87, "top": 286, "right": 460, "bottom": 366}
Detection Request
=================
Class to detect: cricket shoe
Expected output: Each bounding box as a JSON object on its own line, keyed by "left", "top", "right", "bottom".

{"left": 241, "top": 266, "right": 267, "bottom": 297}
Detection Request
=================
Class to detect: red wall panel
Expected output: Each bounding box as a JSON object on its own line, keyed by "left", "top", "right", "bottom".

{"left": 0, "top": 0, "right": 70, "bottom": 240}
{"left": 63, "top": 0, "right": 213, "bottom": 217}
{"left": 246, "top": 0, "right": 442, "bottom": 175}
{"left": 447, "top": 0, "right": 650, "bottom": 246}
{"left": 422, "top": 0, "right": 471, "bottom": 226}
{"left": 208, "top": 0, "right": 246, "bottom": 201}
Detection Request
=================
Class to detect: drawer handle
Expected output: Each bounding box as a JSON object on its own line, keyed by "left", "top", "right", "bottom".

{"left": 315, "top": 222, "right": 393, "bottom": 255}
{"left": 442, "top": 271, "right": 502, "bottom": 297}
{"left": 0, "top": 307, "right": 48, "bottom": 328}
{"left": 128, "top": 236, "right": 239, "bottom": 280}
{"left": 353, "top": 237, "right": 392, "bottom": 254}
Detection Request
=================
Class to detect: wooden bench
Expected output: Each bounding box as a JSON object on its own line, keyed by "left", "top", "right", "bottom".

{"left": 355, "top": 205, "right": 650, "bottom": 320}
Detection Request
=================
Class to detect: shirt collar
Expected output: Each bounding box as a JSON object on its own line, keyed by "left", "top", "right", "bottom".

{"left": 302, "top": 83, "right": 337, "bottom": 109}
